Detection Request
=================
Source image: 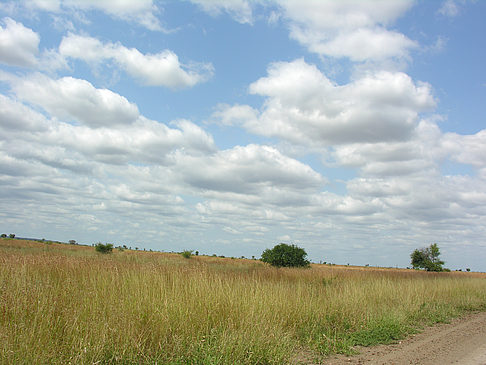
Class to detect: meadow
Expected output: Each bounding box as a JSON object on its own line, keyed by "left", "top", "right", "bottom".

{"left": 1, "top": 238, "right": 486, "bottom": 364}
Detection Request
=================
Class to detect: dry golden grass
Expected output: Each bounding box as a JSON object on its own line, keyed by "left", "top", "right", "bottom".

{"left": 1, "top": 238, "right": 486, "bottom": 364}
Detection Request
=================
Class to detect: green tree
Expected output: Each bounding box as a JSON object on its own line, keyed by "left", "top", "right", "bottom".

{"left": 261, "top": 243, "right": 310, "bottom": 268}
{"left": 95, "top": 243, "right": 113, "bottom": 254}
{"left": 181, "top": 250, "right": 193, "bottom": 259}
{"left": 411, "top": 243, "right": 445, "bottom": 272}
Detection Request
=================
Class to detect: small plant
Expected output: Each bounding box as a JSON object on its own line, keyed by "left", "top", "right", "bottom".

{"left": 195, "top": 251, "right": 199, "bottom": 256}
{"left": 95, "top": 243, "right": 113, "bottom": 254}
{"left": 1, "top": 234, "right": 6, "bottom": 238}
{"left": 9, "top": 234, "right": 15, "bottom": 239}
{"left": 181, "top": 250, "right": 193, "bottom": 259}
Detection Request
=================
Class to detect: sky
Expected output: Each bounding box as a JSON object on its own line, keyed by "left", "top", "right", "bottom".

{"left": 0, "top": 0, "right": 485, "bottom": 271}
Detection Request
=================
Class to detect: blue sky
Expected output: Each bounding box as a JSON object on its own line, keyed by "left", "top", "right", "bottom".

{"left": 1, "top": 0, "right": 485, "bottom": 271}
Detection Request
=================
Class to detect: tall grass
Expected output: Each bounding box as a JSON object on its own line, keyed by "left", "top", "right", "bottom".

{"left": 1, "top": 239, "right": 486, "bottom": 364}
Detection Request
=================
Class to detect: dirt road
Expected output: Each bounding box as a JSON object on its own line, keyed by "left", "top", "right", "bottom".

{"left": 323, "top": 311, "right": 486, "bottom": 365}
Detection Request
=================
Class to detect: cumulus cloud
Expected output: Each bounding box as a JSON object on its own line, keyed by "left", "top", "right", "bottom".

{"left": 191, "top": 0, "right": 417, "bottom": 64}
{"left": 309, "top": 27, "right": 416, "bottom": 62}
{"left": 0, "top": 18, "right": 39, "bottom": 67}
{"left": 6, "top": 73, "right": 140, "bottom": 128}
{"left": 278, "top": 0, "right": 417, "bottom": 63}
{"left": 216, "top": 59, "right": 435, "bottom": 145}
{"left": 59, "top": 34, "right": 214, "bottom": 89}
{"left": 0, "top": 94, "right": 49, "bottom": 132}
{"left": 442, "top": 129, "right": 486, "bottom": 171}
{"left": 330, "top": 120, "right": 444, "bottom": 176}
{"left": 177, "top": 144, "right": 325, "bottom": 195}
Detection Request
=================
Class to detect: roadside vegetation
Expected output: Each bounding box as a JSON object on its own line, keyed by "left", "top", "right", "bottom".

{"left": 1, "top": 238, "right": 486, "bottom": 364}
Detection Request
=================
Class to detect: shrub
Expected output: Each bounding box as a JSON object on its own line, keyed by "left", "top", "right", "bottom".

{"left": 261, "top": 243, "right": 310, "bottom": 268}
{"left": 9, "top": 234, "right": 15, "bottom": 239}
{"left": 95, "top": 243, "right": 113, "bottom": 254}
{"left": 181, "top": 250, "right": 193, "bottom": 259}
{"left": 0, "top": 234, "right": 6, "bottom": 238}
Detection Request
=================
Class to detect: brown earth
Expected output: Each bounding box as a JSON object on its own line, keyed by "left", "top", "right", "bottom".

{"left": 319, "top": 311, "right": 486, "bottom": 365}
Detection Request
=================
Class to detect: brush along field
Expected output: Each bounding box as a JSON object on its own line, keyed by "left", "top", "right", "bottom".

{"left": 1, "top": 239, "right": 486, "bottom": 364}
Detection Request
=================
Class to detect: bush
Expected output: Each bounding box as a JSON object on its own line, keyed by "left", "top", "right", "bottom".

{"left": 261, "top": 243, "right": 310, "bottom": 268}
{"left": 95, "top": 243, "right": 113, "bottom": 254}
{"left": 181, "top": 250, "right": 193, "bottom": 259}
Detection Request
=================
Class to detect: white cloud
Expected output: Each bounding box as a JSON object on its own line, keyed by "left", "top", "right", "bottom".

{"left": 310, "top": 27, "right": 416, "bottom": 62}
{"left": 0, "top": 69, "right": 216, "bottom": 165}
{"left": 331, "top": 120, "right": 444, "bottom": 175}
{"left": 22, "top": 0, "right": 163, "bottom": 31}
{"left": 217, "top": 59, "right": 435, "bottom": 145}
{"left": 27, "top": 0, "right": 61, "bottom": 12}
{"left": 59, "top": 34, "right": 214, "bottom": 89}
{"left": 0, "top": 94, "right": 49, "bottom": 132}
{"left": 177, "top": 144, "right": 325, "bottom": 195}
{"left": 211, "top": 103, "right": 258, "bottom": 126}
{"left": 438, "top": 0, "right": 460, "bottom": 17}
{"left": 0, "top": 18, "right": 40, "bottom": 67}
{"left": 8, "top": 73, "right": 140, "bottom": 128}
{"left": 187, "top": 0, "right": 417, "bottom": 63}
{"left": 276, "top": 0, "right": 417, "bottom": 63}
{"left": 189, "top": 0, "right": 254, "bottom": 24}
{"left": 442, "top": 129, "right": 486, "bottom": 169}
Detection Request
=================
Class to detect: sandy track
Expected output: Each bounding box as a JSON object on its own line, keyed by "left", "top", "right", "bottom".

{"left": 323, "top": 311, "right": 486, "bottom": 365}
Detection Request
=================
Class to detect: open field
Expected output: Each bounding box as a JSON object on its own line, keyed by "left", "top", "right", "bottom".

{"left": 1, "top": 239, "right": 486, "bottom": 364}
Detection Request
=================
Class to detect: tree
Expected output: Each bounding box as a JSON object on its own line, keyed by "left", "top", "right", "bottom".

{"left": 411, "top": 243, "right": 445, "bottom": 272}
{"left": 261, "top": 243, "right": 310, "bottom": 268}
{"left": 95, "top": 243, "right": 113, "bottom": 254}
{"left": 181, "top": 250, "right": 193, "bottom": 259}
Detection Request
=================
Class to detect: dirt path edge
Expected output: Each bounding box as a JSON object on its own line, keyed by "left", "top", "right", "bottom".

{"left": 321, "top": 311, "right": 486, "bottom": 365}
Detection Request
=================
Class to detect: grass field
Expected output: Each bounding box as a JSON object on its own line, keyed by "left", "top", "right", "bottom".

{"left": 1, "top": 238, "right": 486, "bottom": 364}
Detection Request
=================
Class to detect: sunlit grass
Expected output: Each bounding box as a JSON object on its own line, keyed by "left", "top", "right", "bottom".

{"left": 1, "top": 239, "right": 486, "bottom": 364}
